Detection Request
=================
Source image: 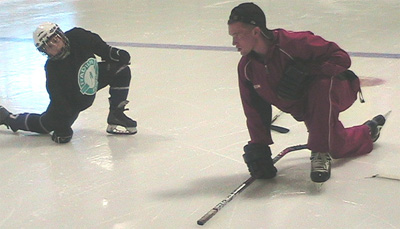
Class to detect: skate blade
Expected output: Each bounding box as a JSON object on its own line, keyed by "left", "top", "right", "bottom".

{"left": 383, "top": 110, "right": 392, "bottom": 119}
{"left": 106, "top": 125, "right": 137, "bottom": 135}
{"left": 373, "top": 110, "right": 391, "bottom": 142}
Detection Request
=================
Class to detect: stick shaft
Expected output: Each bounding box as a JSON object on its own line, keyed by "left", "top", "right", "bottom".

{"left": 370, "top": 174, "right": 400, "bottom": 181}
{"left": 197, "top": 144, "right": 308, "bottom": 225}
{"left": 271, "top": 111, "right": 283, "bottom": 124}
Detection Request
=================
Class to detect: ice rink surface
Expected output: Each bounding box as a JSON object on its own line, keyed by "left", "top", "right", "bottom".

{"left": 0, "top": 0, "right": 399, "bottom": 228}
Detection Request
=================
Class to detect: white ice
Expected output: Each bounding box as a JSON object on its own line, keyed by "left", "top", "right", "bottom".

{"left": 0, "top": 0, "right": 399, "bottom": 228}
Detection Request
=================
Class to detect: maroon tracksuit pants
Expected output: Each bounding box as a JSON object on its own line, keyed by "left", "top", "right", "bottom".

{"left": 303, "top": 77, "right": 373, "bottom": 158}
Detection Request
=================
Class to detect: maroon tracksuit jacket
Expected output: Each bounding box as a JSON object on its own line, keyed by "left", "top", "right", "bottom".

{"left": 238, "top": 29, "right": 372, "bottom": 158}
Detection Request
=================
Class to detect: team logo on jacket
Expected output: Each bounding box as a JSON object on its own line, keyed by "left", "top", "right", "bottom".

{"left": 78, "top": 58, "right": 99, "bottom": 95}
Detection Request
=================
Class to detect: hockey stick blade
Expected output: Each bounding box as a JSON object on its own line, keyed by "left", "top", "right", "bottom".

{"left": 197, "top": 144, "right": 308, "bottom": 226}
{"left": 271, "top": 124, "right": 290, "bottom": 133}
{"left": 270, "top": 111, "right": 290, "bottom": 133}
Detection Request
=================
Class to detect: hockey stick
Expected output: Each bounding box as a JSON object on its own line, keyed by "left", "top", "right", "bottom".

{"left": 271, "top": 111, "right": 290, "bottom": 133}
{"left": 197, "top": 144, "right": 308, "bottom": 226}
{"left": 271, "top": 111, "right": 283, "bottom": 123}
{"left": 271, "top": 111, "right": 290, "bottom": 134}
{"left": 271, "top": 124, "right": 290, "bottom": 133}
{"left": 368, "top": 174, "right": 400, "bottom": 182}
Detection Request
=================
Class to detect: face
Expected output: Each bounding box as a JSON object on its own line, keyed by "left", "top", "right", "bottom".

{"left": 43, "top": 34, "right": 66, "bottom": 58}
{"left": 228, "top": 22, "right": 257, "bottom": 56}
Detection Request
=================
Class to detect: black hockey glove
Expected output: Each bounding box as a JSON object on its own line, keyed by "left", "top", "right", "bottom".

{"left": 108, "top": 47, "right": 131, "bottom": 65}
{"left": 243, "top": 143, "right": 277, "bottom": 179}
{"left": 52, "top": 128, "right": 73, "bottom": 144}
{"left": 277, "top": 61, "right": 311, "bottom": 100}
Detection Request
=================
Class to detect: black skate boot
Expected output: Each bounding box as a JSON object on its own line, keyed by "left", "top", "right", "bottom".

{"left": 310, "top": 152, "right": 331, "bottom": 183}
{"left": 364, "top": 112, "right": 389, "bottom": 142}
{"left": 107, "top": 100, "right": 137, "bottom": 135}
{"left": 0, "top": 105, "right": 11, "bottom": 129}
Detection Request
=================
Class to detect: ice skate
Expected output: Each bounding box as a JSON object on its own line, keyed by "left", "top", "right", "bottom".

{"left": 310, "top": 152, "right": 331, "bottom": 183}
{"left": 0, "top": 105, "right": 11, "bottom": 129}
{"left": 364, "top": 110, "right": 391, "bottom": 142}
{"left": 107, "top": 100, "right": 137, "bottom": 135}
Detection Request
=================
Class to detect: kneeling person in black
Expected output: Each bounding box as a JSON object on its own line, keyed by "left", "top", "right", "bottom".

{"left": 0, "top": 22, "right": 137, "bottom": 143}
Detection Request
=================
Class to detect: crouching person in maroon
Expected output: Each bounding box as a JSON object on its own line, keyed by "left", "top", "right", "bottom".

{"left": 228, "top": 3, "right": 387, "bottom": 182}
{"left": 0, "top": 22, "right": 137, "bottom": 144}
